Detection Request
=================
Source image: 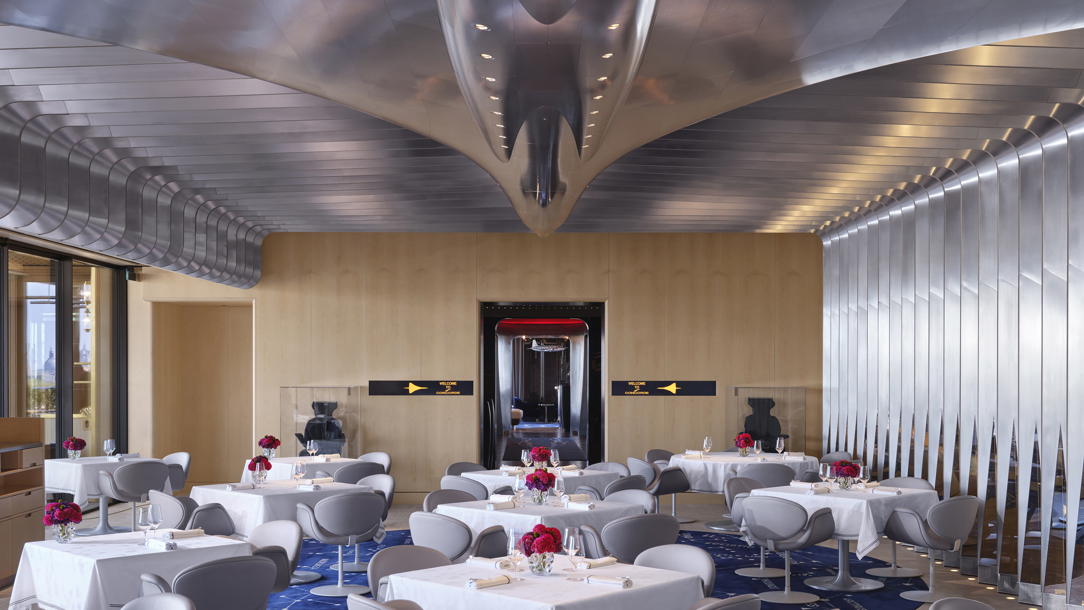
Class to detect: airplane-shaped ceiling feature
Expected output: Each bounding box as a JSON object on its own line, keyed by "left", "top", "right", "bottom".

{"left": 0, "top": 1, "right": 1083, "bottom": 286}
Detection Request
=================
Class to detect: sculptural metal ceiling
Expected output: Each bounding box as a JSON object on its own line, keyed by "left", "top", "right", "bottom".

{"left": 2, "top": 1, "right": 1084, "bottom": 286}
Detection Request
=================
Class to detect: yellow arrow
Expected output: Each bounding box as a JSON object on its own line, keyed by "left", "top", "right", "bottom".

{"left": 658, "top": 383, "right": 680, "bottom": 394}
{"left": 405, "top": 382, "right": 428, "bottom": 394}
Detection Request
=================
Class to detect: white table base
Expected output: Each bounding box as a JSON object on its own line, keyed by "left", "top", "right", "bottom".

{"left": 804, "top": 538, "right": 883, "bottom": 592}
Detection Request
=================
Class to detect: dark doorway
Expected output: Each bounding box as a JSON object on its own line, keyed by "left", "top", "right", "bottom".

{"left": 481, "top": 303, "right": 604, "bottom": 468}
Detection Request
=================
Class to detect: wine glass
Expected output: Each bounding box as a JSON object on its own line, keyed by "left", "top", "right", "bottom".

{"left": 859, "top": 464, "right": 870, "bottom": 488}
{"left": 507, "top": 527, "right": 525, "bottom": 581}
{"left": 825, "top": 465, "right": 837, "bottom": 491}
{"left": 292, "top": 461, "right": 306, "bottom": 484}
{"left": 513, "top": 475, "right": 527, "bottom": 507}
{"left": 565, "top": 535, "right": 585, "bottom": 581}
{"left": 103, "top": 439, "right": 116, "bottom": 457}
{"left": 818, "top": 463, "right": 830, "bottom": 484}
{"left": 753, "top": 440, "right": 762, "bottom": 460}
{"left": 554, "top": 475, "right": 565, "bottom": 506}
{"left": 148, "top": 504, "right": 163, "bottom": 538}
{"left": 306, "top": 440, "right": 317, "bottom": 460}
{"left": 137, "top": 506, "right": 153, "bottom": 543}
{"left": 521, "top": 449, "right": 531, "bottom": 468}
{"left": 776, "top": 436, "right": 785, "bottom": 455}
{"left": 562, "top": 527, "right": 580, "bottom": 571}
{"left": 551, "top": 448, "right": 560, "bottom": 468}
{"left": 703, "top": 436, "right": 713, "bottom": 453}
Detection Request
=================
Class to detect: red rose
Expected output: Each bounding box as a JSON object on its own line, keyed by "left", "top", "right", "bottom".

{"left": 532, "top": 534, "right": 557, "bottom": 554}
{"left": 532, "top": 524, "right": 547, "bottom": 534}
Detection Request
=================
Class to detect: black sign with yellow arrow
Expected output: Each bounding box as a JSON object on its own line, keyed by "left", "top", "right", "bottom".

{"left": 611, "top": 381, "right": 716, "bottom": 396}
{"left": 369, "top": 381, "right": 474, "bottom": 396}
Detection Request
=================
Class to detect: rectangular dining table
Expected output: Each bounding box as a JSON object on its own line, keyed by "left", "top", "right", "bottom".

{"left": 189, "top": 479, "right": 373, "bottom": 537}
{"left": 462, "top": 469, "right": 621, "bottom": 496}
{"left": 433, "top": 499, "right": 643, "bottom": 537}
{"left": 45, "top": 456, "right": 171, "bottom": 505}
{"left": 238, "top": 456, "right": 359, "bottom": 483}
{"left": 386, "top": 553, "right": 704, "bottom": 610}
{"left": 10, "top": 531, "right": 250, "bottom": 610}
{"left": 667, "top": 453, "right": 819, "bottom": 494}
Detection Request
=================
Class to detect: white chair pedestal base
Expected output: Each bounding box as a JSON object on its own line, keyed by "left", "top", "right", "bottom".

{"left": 735, "top": 548, "right": 786, "bottom": 578}
{"left": 866, "top": 540, "right": 922, "bottom": 578}
{"left": 312, "top": 546, "right": 371, "bottom": 597}
{"left": 75, "top": 496, "right": 129, "bottom": 536}
{"left": 758, "top": 550, "right": 821, "bottom": 605}
{"left": 896, "top": 550, "right": 945, "bottom": 603}
{"left": 670, "top": 494, "right": 694, "bottom": 524}
{"left": 290, "top": 570, "right": 321, "bottom": 585}
{"left": 332, "top": 543, "right": 368, "bottom": 572}
{"left": 705, "top": 520, "right": 739, "bottom": 532}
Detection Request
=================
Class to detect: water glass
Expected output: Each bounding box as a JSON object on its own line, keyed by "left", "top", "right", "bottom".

{"left": 554, "top": 475, "right": 565, "bottom": 505}
{"left": 818, "top": 463, "right": 830, "bottom": 483}
{"left": 753, "top": 440, "right": 762, "bottom": 459}
{"left": 513, "top": 475, "right": 527, "bottom": 507}
{"left": 103, "top": 439, "right": 116, "bottom": 456}
{"left": 551, "top": 449, "right": 560, "bottom": 468}
{"left": 521, "top": 449, "right": 531, "bottom": 468}
{"left": 562, "top": 527, "right": 580, "bottom": 572}
{"left": 306, "top": 440, "right": 318, "bottom": 459}
{"left": 859, "top": 465, "right": 870, "bottom": 488}
{"left": 507, "top": 527, "right": 525, "bottom": 581}
{"left": 136, "top": 506, "right": 153, "bottom": 543}
{"left": 292, "top": 461, "right": 307, "bottom": 483}
{"left": 148, "top": 504, "right": 163, "bottom": 538}
{"left": 565, "top": 535, "right": 585, "bottom": 581}
{"left": 776, "top": 437, "right": 785, "bottom": 455}
{"left": 703, "top": 436, "right": 712, "bottom": 453}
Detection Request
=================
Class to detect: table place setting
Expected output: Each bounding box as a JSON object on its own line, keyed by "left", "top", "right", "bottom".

{"left": 238, "top": 446, "right": 356, "bottom": 483}
{"left": 433, "top": 496, "right": 642, "bottom": 537}
{"left": 669, "top": 436, "right": 819, "bottom": 493}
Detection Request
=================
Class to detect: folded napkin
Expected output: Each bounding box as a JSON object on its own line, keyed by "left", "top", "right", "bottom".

{"left": 549, "top": 465, "right": 578, "bottom": 471}
{"left": 106, "top": 456, "right": 125, "bottom": 462}
{"left": 466, "top": 575, "right": 512, "bottom": 589}
{"left": 685, "top": 449, "right": 702, "bottom": 454}
{"left": 806, "top": 487, "right": 830, "bottom": 495}
{"left": 121, "top": 453, "right": 140, "bottom": 458}
{"left": 486, "top": 501, "right": 516, "bottom": 511}
{"left": 157, "top": 528, "right": 204, "bottom": 540}
{"left": 863, "top": 481, "right": 880, "bottom": 488}
{"left": 566, "top": 501, "right": 595, "bottom": 511}
{"left": 499, "top": 465, "right": 523, "bottom": 471}
{"left": 490, "top": 494, "right": 515, "bottom": 502}
{"left": 586, "top": 575, "right": 631, "bottom": 589}
{"left": 789, "top": 481, "right": 820, "bottom": 489}
{"left": 577, "top": 556, "right": 618, "bottom": 570}
{"left": 145, "top": 538, "right": 177, "bottom": 551}
{"left": 682, "top": 453, "right": 702, "bottom": 459}
{"left": 466, "top": 556, "right": 513, "bottom": 570}
{"left": 784, "top": 456, "right": 806, "bottom": 462}
{"left": 501, "top": 469, "right": 525, "bottom": 477}
{"left": 564, "top": 493, "right": 591, "bottom": 502}
{"left": 873, "top": 487, "right": 902, "bottom": 495}
{"left": 226, "top": 483, "right": 255, "bottom": 491}
{"left": 309, "top": 456, "right": 332, "bottom": 462}
{"left": 297, "top": 484, "right": 321, "bottom": 491}
{"left": 300, "top": 477, "right": 334, "bottom": 485}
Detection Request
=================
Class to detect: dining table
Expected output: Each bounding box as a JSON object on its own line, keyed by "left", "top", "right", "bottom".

{"left": 462, "top": 468, "right": 621, "bottom": 496}
{"left": 238, "top": 455, "right": 359, "bottom": 483}
{"left": 667, "top": 452, "right": 820, "bottom": 494}
{"left": 189, "top": 479, "right": 373, "bottom": 537}
{"left": 45, "top": 456, "right": 172, "bottom": 536}
{"left": 433, "top": 499, "right": 643, "bottom": 537}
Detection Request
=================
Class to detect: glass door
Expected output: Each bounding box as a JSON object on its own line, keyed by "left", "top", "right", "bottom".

{"left": 72, "top": 262, "right": 114, "bottom": 458}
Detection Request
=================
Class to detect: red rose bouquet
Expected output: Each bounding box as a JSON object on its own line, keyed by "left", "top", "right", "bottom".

{"left": 525, "top": 468, "right": 556, "bottom": 504}
{"left": 258, "top": 435, "right": 281, "bottom": 449}
{"left": 44, "top": 500, "right": 82, "bottom": 543}
{"left": 248, "top": 455, "right": 272, "bottom": 471}
{"left": 63, "top": 436, "right": 86, "bottom": 459}
{"left": 734, "top": 433, "right": 753, "bottom": 449}
{"left": 521, "top": 524, "right": 562, "bottom": 556}
{"left": 833, "top": 459, "right": 860, "bottom": 478}
{"left": 529, "top": 446, "right": 552, "bottom": 466}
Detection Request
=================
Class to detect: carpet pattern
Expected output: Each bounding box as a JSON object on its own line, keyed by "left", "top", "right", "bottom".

{"left": 269, "top": 530, "right": 929, "bottom": 609}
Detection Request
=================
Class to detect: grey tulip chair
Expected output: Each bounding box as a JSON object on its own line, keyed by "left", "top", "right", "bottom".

{"left": 604, "top": 489, "right": 654, "bottom": 514}
{"left": 122, "top": 593, "right": 196, "bottom": 610}
{"left": 574, "top": 485, "right": 603, "bottom": 501}
{"left": 883, "top": 495, "right": 981, "bottom": 603}
{"left": 149, "top": 489, "right": 196, "bottom": 530}
{"left": 409, "top": 511, "right": 473, "bottom": 563}
{"left": 603, "top": 474, "right": 646, "bottom": 498}
{"left": 471, "top": 525, "right": 509, "bottom": 559}
{"left": 333, "top": 461, "right": 385, "bottom": 484}
{"left": 744, "top": 496, "right": 836, "bottom": 604}
{"left": 297, "top": 492, "right": 386, "bottom": 597}
{"left": 348, "top": 594, "right": 424, "bottom": 610}
{"left": 725, "top": 477, "right": 783, "bottom": 579}
{"left": 140, "top": 555, "right": 277, "bottom": 610}
{"left": 635, "top": 544, "right": 716, "bottom": 597}
{"left": 585, "top": 461, "right": 631, "bottom": 477}
{"left": 446, "top": 462, "right": 486, "bottom": 476}
{"left": 600, "top": 513, "right": 680, "bottom": 563}
{"left": 689, "top": 595, "right": 762, "bottom": 610}
{"left": 360, "top": 451, "right": 392, "bottom": 474}
{"left": 162, "top": 452, "right": 191, "bottom": 490}
{"left": 738, "top": 463, "right": 795, "bottom": 488}
{"left": 929, "top": 598, "right": 995, "bottom": 610}
{"left": 423, "top": 489, "right": 475, "bottom": 512}
{"left": 439, "top": 475, "right": 489, "bottom": 501}
{"left": 248, "top": 520, "right": 302, "bottom": 593}
{"left": 579, "top": 524, "right": 609, "bottom": 559}
{"left": 648, "top": 467, "right": 693, "bottom": 523}
{"left": 331, "top": 473, "right": 396, "bottom": 574}
{"left": 865, "top": 477, "right": 935, "bottom": 578}
{"left": 187, "top": 503, "right": 236, "bottom": 536}
{"left": 627, "top": 457, "right": 661, "bottom": 488}
{"left": 98, "top": 461, "right": 170, "bottom": 531}
{"left": 366, "top": 545, "right": 450, "bottom": 602}
{"left": 646, "top": 449, "right": 674, "bottom": 468}
{"left": 820, "top": 451, "right": 852, "bottom": 464}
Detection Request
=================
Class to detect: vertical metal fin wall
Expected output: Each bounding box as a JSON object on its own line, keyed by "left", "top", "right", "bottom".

{"left": 818, "top": 104, "right": 1084, "bottom": 608}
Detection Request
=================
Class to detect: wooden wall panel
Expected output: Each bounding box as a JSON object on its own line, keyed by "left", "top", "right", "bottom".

{"left": 477, "top": 234, "right": 610, "bottom": 301}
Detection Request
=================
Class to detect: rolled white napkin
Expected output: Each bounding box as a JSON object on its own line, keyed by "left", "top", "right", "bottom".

{"left": 300, "top": 477, "right": 334, "bottom": 485}
{"left": 566, "top": 501, "right": 595, "bottom": 511}
{"left": 310, "top": 456, "right": 332, "bottom": 462}
{"left": 106, "top": 456, "right": 125, "bottom": 462}
{"left": 873, "top": 487, "right": 902, "bottom": 495}
{"left": 789, "top": 481, "right": 820, "bottom": 489}
{"left": 226, "top": 483, "right": 255, "bottom": 491}
{"left": 586, "top": 575, "right": 631, "bottom": 588}
{"left": 502, "top": 469, "right": 525, "bottom": 477}
{"left": 577, "top": 556, "right": 618, "bottom": 570}
{"left": 466, "top": 575, "right": 512, "bottom": 589}
{"left": 489, "top": 494, "right": 515, "bottom": 502}
{"left": 146, "top": 538, "right": 177, "bottom": 551}
{"left": 499, "top": 465, "right": 523, "bottom": 471}
{"left": 564, "top": 493, "right": 591, "bottom": 502}
{"left": 486, "top": 501, "right": 516, "bottom": 511}
{"left": 685, "top": 449, "right": 701, "bottom": 454}
{"left": 806, "top": 487, "right": 830, "bottom": 495}
{"left": 466, "top": 556, "right": 513, "bottom": 570}
{"left": 296, "top": 484, "right": 321, "bottom": 491}
{"left": 682, "top": 453, "right": 702, "bottom": 459}
{"left": 863, "top": 481, "right": 880, "bottom": 488}
{"left": 157, "top": 528, "right": 204, "bottom": 540}
{"left": 784, "top": 456, "right": 806, "bottom": 462}
{"left": 547, "top": 466, "right": 578, "bottom": 474}
{"left": 121, "top": 453, "right": 140, "bottom": 458}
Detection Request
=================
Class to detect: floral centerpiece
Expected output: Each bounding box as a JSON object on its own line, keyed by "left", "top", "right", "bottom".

{"left": 525, "top": 468, "right": 556, "bottom": 504}
{"left": 521, "top": 524, "right": 562, "bottom": 575}
{"left": 44, "top": 500, "right": 82, "bottom": 543}
{"left": 249, "top": 455, "right": 272, "bottom": 487}
{"left": 734, "top": 433, "right": 753, "bottom": 457}
{"left": 258, "top": 435, "right": 281, "bottom": 458}
{"left": 62, "top": 437, "right": 86, "bottom": 459}
{"left": 833, "top": 459, "right": 860, "bottom": 490}
{"left": 529, "top": 446, "right": 551, "bottom": 468}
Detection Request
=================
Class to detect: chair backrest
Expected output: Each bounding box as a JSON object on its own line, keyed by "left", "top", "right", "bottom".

{"left": 248, "top": 520, "right": 303, "bottom": 572}
{"left": 163, "top": 452, "right": 191, "bottom": 488}
{"left": 600, "top": 513, "right": 680, "bottom": 563}
{"left": 741, "top": 496, "right": 808, "bottom": 542}
{"left": 150, "top": 489, "right": 191, "bottom": 530}
{"left": 439, "top": 475, "right": 489, "bottom": 501}
{"left": 627, "top": 457, "right": 659, "bottom": 487}
{"left": 166, "top": 465, "right": 186, "bottom": 492}
{"left": 334, "top": 461, "right": 385, "bottom": 484}
{"left": 471, "top": 525, "right": 508, "bottom": 558}
{"left": 798, "top": 470, "right": 821, "bottom": 483}
{"left": 927, "top": 496, "right": 980, "bottom": 544}
{"left": 634, "top": 544, "right": 715, "bottom": 597}
{"left": 585, "top": 462, "right": 631, "bottom": 477}
{"left": 645, "top": 449, "right": 674, "bottom": 464}
{"left": 172, "top": 556, "right": 277, "bottom": 610}
{"left": 408, "top": 512, "right": 473, "bottom": 562}
{"left": 723, "top": 477, "right": 764, "bottom": 526}
{"left": 360, "top": 451, "right": 392, "bottom": 474}
{"left": 737, "top": 463, "right": 794, "bottom": 488}
{"left": 928, "top": 598, "right": 995, "bottom": 610}
{"left": 579, "top": 524, "right": 608, "bottom": 559}
{"left": 883, "top": 476, "right": 935, "bottom": 491}
{"left": 359, "top": 474, "right": 396, "bottom": 520}
{"left": 423, "top": 489, "right": 476, "bottom": 512}
{"left": 651, "top": 467, "right": 691, "bottom": 496}
{"left": 366, "top": 545, "right": 450, "bottom": 602}
{"left": 114, "top": 461, "right": 171, "bottom": 498}
{"left": 604, "top": 489, "right": 654, "bottom": 514}
{"left": 692, "top": 595, "right": 762, "bottom": 610}
{"left": 187, "top": 503, "right": 236, "bottom": 536}
{"left": 574, "top": 485, "right": 602, "bottom": 501}
{"left": 603, "top": 475, "right": 646, "bottom": 497}
{"left": 446, "top": 462, "right": 486, "bottom": 477}
{"left": 122, "top": 593, "right": 196, "bottom": 610}
{"left": 347, "top": 593, "right": 423, "bottom": 610}
{"left": 820, "top": 451, "right": 852, "bottom": 464}
{"left": 314, "top": 493, "right": 385, "bottom": 537}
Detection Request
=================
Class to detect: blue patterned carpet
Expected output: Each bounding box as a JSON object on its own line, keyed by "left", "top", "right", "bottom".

{"left": 269, "top": 529, "right": 928, "bottom": 609}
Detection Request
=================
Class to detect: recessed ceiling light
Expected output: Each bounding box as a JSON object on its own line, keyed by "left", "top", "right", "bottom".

{"left": 485, "top": 77, "right": 496, "bottom": 82}
{"left": 602, "top": 53, "right": 613, "bottom": 58}
{"left": 587, "top": 123, "right": 595, "bottom": 127}
{"left": 584, "top": 135, "right": 592, "bottom": 138}
{"left": 496, "top": 124, "right": 504, "bottom": 128}
{"left": 582, "top": 145, "right": 589, "bottom": 148}
{"left": 589, "top": 110, "right": 599, "bottom": 115}
{"left": 597, "top": 77, "right": 607, "bottom": 81}
{"left": 608, "top": 23, "right": 620, "bottom": 29}
{"left": 593, "top": 95, "right": 603, "bottom": 99}
{"left": 480, "top": 53, "right": 493, "bottom": 59}
{"left": 475, "top": 24, "right": 490, "bottom": 31}
{"left": 490, "top": 95, "right": 500, "bottom": 100}
{"left": 501, "top": 145, "right": 509, "bottom": 148}
{"left": 492, "top": 111, "right": 503, "bottom": 115}
{"left": 498, "top": 135, "right": 506, "bottom": 138}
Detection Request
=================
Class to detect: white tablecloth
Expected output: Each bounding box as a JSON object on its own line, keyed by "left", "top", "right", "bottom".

{"left": 189, "top": 480, "right": 373, "bottom": 537}
{"left": 387, "top": 553, "right": 702, "bottom": 610}
{"left": 239, "top": 456, "right": 359, "bottom": 483}
{"left": 668, "top": 453, "right": 819, "bottom": 493}
{"left": 10, "top": 531, "right": 250, "bottom": 610}
{"left": 45, "top": 457, "right": 171, "bottom": 505}
{"left": 749, "top": 486, "right": 940, "bottom": 558}
{"left": 434, "top": 500, "right": 643, "bottom": 537}
{"left": 462, "top": 470, "right": 621, "bottom": 496}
